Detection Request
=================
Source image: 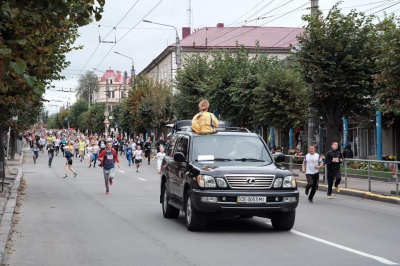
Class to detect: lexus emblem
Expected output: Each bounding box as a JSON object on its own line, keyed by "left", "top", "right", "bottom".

{"left": 246, "top": 178, "right": 256, "bottom": 184}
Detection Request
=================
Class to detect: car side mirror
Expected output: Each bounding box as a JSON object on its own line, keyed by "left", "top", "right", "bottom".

{"left": 275, "top": 153, "right": 285, "bottom": 163}
{"left": 173, "top": 152, "right": 186, "bottom": 162}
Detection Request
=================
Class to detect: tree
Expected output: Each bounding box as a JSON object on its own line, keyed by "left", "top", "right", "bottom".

{"left": 0, "top": 0, "right": 104, "bottom": 169}
{"left": 295, "top": 5, "right": 379, "bottom": 150}
{"left": 68, "top": 98, "right": 88, "bottom": 129}
{"left": 252, "top": 57, "right": 309, "bottom": 129}
{"left": 375, "top": 16, "right": 400, "bottom": 116}
{"left": 76, "top": 71, "right": 99, "bottom": 104}
{"left": 175, "top": 54, "right": 210, "bottom": 119}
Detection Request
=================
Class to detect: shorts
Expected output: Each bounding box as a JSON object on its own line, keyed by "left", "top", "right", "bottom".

{"left": 66, "top": 159, "right": 73, "bottom": 165}
{"left": 134, "top": 159, "right": 142, "bottom": 164}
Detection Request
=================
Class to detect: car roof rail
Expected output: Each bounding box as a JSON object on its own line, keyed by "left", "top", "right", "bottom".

{"left": 217, "top": 127, "right": 250, "bottom": 133}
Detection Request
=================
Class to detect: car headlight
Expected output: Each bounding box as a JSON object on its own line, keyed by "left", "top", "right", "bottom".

{"left": 197, "top": 175, "right": 216, "bottom": 188}
{"left": 216, "top": 178, "right": 227, "bottom": 188}
{"left": 273, "top": 178, "right": 283, "bottom": 188}
{"left": 283, "top": 176, "right": 296, "bottom": 188}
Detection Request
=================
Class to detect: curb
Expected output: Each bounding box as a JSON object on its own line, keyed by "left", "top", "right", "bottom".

{"left": 296, "top": 180, "right": 400, "bottom": 205}
{"left": 0, "top": 169, "right": 22, "bottom": 264}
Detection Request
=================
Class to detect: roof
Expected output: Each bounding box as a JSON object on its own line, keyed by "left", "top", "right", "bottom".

{"left": 178, "top": 26, "right": 304, "bottom": 49}
{"left": 99, "top": 69, "right": 131, "bottom": 84}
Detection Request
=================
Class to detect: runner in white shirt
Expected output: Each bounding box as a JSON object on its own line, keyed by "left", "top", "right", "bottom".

{"left": 133, "top": 145, "right": 143, "bottom": 172}
{"left": 154, "top": 146, "right": 166, "bottom": 174}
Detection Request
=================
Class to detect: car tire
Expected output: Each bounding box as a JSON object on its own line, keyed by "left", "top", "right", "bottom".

{"left": 185, "top": 192, "right": 207, "bottom": 231}
{"left": 271, "top": 211, "right": 295, "bottom": 231}
{"left": 161, "top": 183, "right": 179, "bottom": 219}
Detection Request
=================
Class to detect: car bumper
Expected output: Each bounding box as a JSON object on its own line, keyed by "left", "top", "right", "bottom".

{"left": 190, "top": 189, "right": 299, "bottom": 215}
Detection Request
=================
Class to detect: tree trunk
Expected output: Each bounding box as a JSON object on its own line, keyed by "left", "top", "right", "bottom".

{"left": 0, "top": 127, "right": 5, "bottom": 191}
{"left": 10, "top": 129, "right": 16, "bottom": 160}
{"left": 325, "top": 119, "right": 342, "bottom": 154}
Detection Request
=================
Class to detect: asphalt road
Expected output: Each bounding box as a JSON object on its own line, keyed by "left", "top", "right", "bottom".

{"left": 3, "top": 149, "right": 400, "bottom": 266}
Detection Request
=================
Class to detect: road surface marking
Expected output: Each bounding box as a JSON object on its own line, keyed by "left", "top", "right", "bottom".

{"left": 138, "top": 178, "right": 146, "bottom": 181}
{"left": 118, "top": 170, "right": 125, "bottom": 173}
{"left": 291, "top": 230, "right": 399, "bottom": 265}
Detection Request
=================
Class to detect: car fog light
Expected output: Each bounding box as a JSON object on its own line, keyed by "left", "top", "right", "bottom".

{"left": 283, "top": 197, "right": 297, "bottom": 202}
{"left": 201, "top": 197, "right": 218, "bottom": 203}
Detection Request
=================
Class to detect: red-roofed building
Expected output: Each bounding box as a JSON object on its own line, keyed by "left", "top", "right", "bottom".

{"left": 92, "top": 69, "right": 131, "bottom": 106}
{"left": 140, "top": 23, "right": 304, "bottom": 83}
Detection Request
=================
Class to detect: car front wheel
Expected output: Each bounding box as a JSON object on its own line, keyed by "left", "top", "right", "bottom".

{"left": 271, "top": 211, "right": 295, "bottom": 231}
{"left": 161, "top": 183, "right": 179, "bottom": 218}
{"left": 185, "top": 193, "right": 207, "bottom": 231}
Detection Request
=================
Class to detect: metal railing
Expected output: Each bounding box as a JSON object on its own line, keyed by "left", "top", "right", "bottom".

{"left": 276, "top": 154, "right": 399, "bottom": 196}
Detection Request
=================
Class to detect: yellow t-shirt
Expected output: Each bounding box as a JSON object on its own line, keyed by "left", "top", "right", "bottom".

{"left": 192, "top": 111, "right": 219, "bottom": 134}
{"left": 78, "top": 141, "right": 86, "bottom": 151}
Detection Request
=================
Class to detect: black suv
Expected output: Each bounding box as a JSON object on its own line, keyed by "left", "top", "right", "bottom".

{"left": 160, "top": 121, "right": 299, "bottom": 231}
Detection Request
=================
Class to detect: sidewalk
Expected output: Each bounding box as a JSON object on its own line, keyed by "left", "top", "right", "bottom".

{"left": 0, "top": 152, "right": 24, "bottom": 264}
{"left": 293, "top": 168, "right": 400, "bottom": 205}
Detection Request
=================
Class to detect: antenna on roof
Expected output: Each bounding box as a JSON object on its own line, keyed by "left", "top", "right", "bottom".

{"left": 187, "top": 0, "right": 192, "bottom": 29}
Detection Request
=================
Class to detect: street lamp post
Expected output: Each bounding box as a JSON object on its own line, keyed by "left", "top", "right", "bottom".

{"left": 142, "top": 20, "right": 181, "bottom": 69}
{"left": 114, "top": 51, "right": 135, "bottom": 91}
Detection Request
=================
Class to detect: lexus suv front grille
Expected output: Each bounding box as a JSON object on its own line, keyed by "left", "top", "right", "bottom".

{"left": 224, "top": 174, "right": 275, "bottom": 189}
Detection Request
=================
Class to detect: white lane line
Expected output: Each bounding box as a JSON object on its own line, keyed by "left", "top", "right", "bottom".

{"left": 291, "top": 230, "right": 399, "bottom": 265}
{"left": 138, "top": 178, "right": 146, "bottom": 181}
{"left": 118, "top": 170, "right": 125, "bottom": 173}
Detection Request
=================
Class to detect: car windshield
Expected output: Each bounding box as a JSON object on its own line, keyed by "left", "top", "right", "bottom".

{"left": 192, "top": 135, "right": 273, "bottom": 164}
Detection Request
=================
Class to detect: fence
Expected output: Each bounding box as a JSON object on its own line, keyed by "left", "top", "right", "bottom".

{"left": 278, "top": 154, "right": 399, "bottom": 196}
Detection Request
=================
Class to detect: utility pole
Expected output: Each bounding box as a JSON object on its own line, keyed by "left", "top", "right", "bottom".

{"left": 308, "top": 0, "right": 319, "bottom": 148}
{"left": 104, "top": 80, "right": 110, "bottom": 137}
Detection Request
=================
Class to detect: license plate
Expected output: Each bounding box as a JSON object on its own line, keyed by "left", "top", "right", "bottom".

{"left": 237, "top": 196, "right": 266, "bottom": 203}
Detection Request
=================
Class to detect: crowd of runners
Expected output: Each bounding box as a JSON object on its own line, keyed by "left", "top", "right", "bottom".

{"left": 24, "top": 129, "right": 168, "bottom": 194}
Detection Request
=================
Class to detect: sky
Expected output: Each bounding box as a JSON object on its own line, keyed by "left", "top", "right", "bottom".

{"left": 44, "top": 0, "right": 400, "bottom": 114}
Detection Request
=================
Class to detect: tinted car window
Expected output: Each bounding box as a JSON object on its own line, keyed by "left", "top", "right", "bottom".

{"left": 167, "top": 133, "right": 178, "bottom": 156}
{"left": 192, "top": 135, "right": 272, "bottom": 163}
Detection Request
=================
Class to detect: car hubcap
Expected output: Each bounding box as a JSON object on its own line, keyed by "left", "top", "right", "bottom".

{"left": 163, "top": 187, "right": 167, "bottom": 213}
{"left": 186, "top": 197, "right": 192, "bottom": 224}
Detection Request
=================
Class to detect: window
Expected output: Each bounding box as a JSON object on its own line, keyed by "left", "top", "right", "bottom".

{"left": 368, "top": 128, "right": 376, "bottom": 156}
{"left": 175, "top": 136, "right": 189, "bottom": 158}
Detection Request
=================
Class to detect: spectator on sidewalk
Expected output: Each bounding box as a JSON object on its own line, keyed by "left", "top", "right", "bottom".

{"left": 302, "top": 145, "right": 324, "bottom": 203}
{"left": 342, "top": 144, "right": 354, "bottom": 159}
{"left": 325, "top": 141, "right": 343, "bottom": 199}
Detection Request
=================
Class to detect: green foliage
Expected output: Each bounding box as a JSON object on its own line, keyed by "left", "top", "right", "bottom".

{"left": 295, "top": 5, "right": 379, "bottom": 148}
{"left": 252, "top": 57, "right": 309, "bottom": 128}
{"left": 175, "top": 46, "right": 308, "bottom": 128}
{"left": 0, "top": 0, "right": 104, "bottom": 130}
{"left": 174, "top": 54, "right": 210, "bottom": 119}
{"left": 375, "top": 16, "right": 400, "bottom": 116}
{"left": 78, "top": 103, "right": 105, "bottom": 134}
{"left": 68, "top": 98, "right": 88, "bottom": 128}
{"left": 77, "top": 71, "right": 99, "bottom": 103}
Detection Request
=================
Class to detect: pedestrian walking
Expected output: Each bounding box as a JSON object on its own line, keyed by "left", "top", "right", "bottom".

{"left": 325, "top": 141, "right": 343, "bottom": 199}
{"left": 143, "top": 137, "right": 152, "bottom": 165}
{"left": 133, "top": 145, "right": 143, "bottom": 172}
{"left": 98, "top": 141, "right": 120, "bottom": 194}
{"left": 46, "top": 141, "right": 55, "bottom": 168}
{"left": 302, "top": 145, "right": 324, "bottom": 203}
{"left": 154, "top": 145, "right": 166, "bottom": 174}
{"left": 64, "top": 146, "right": 77, "bottom": 178}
